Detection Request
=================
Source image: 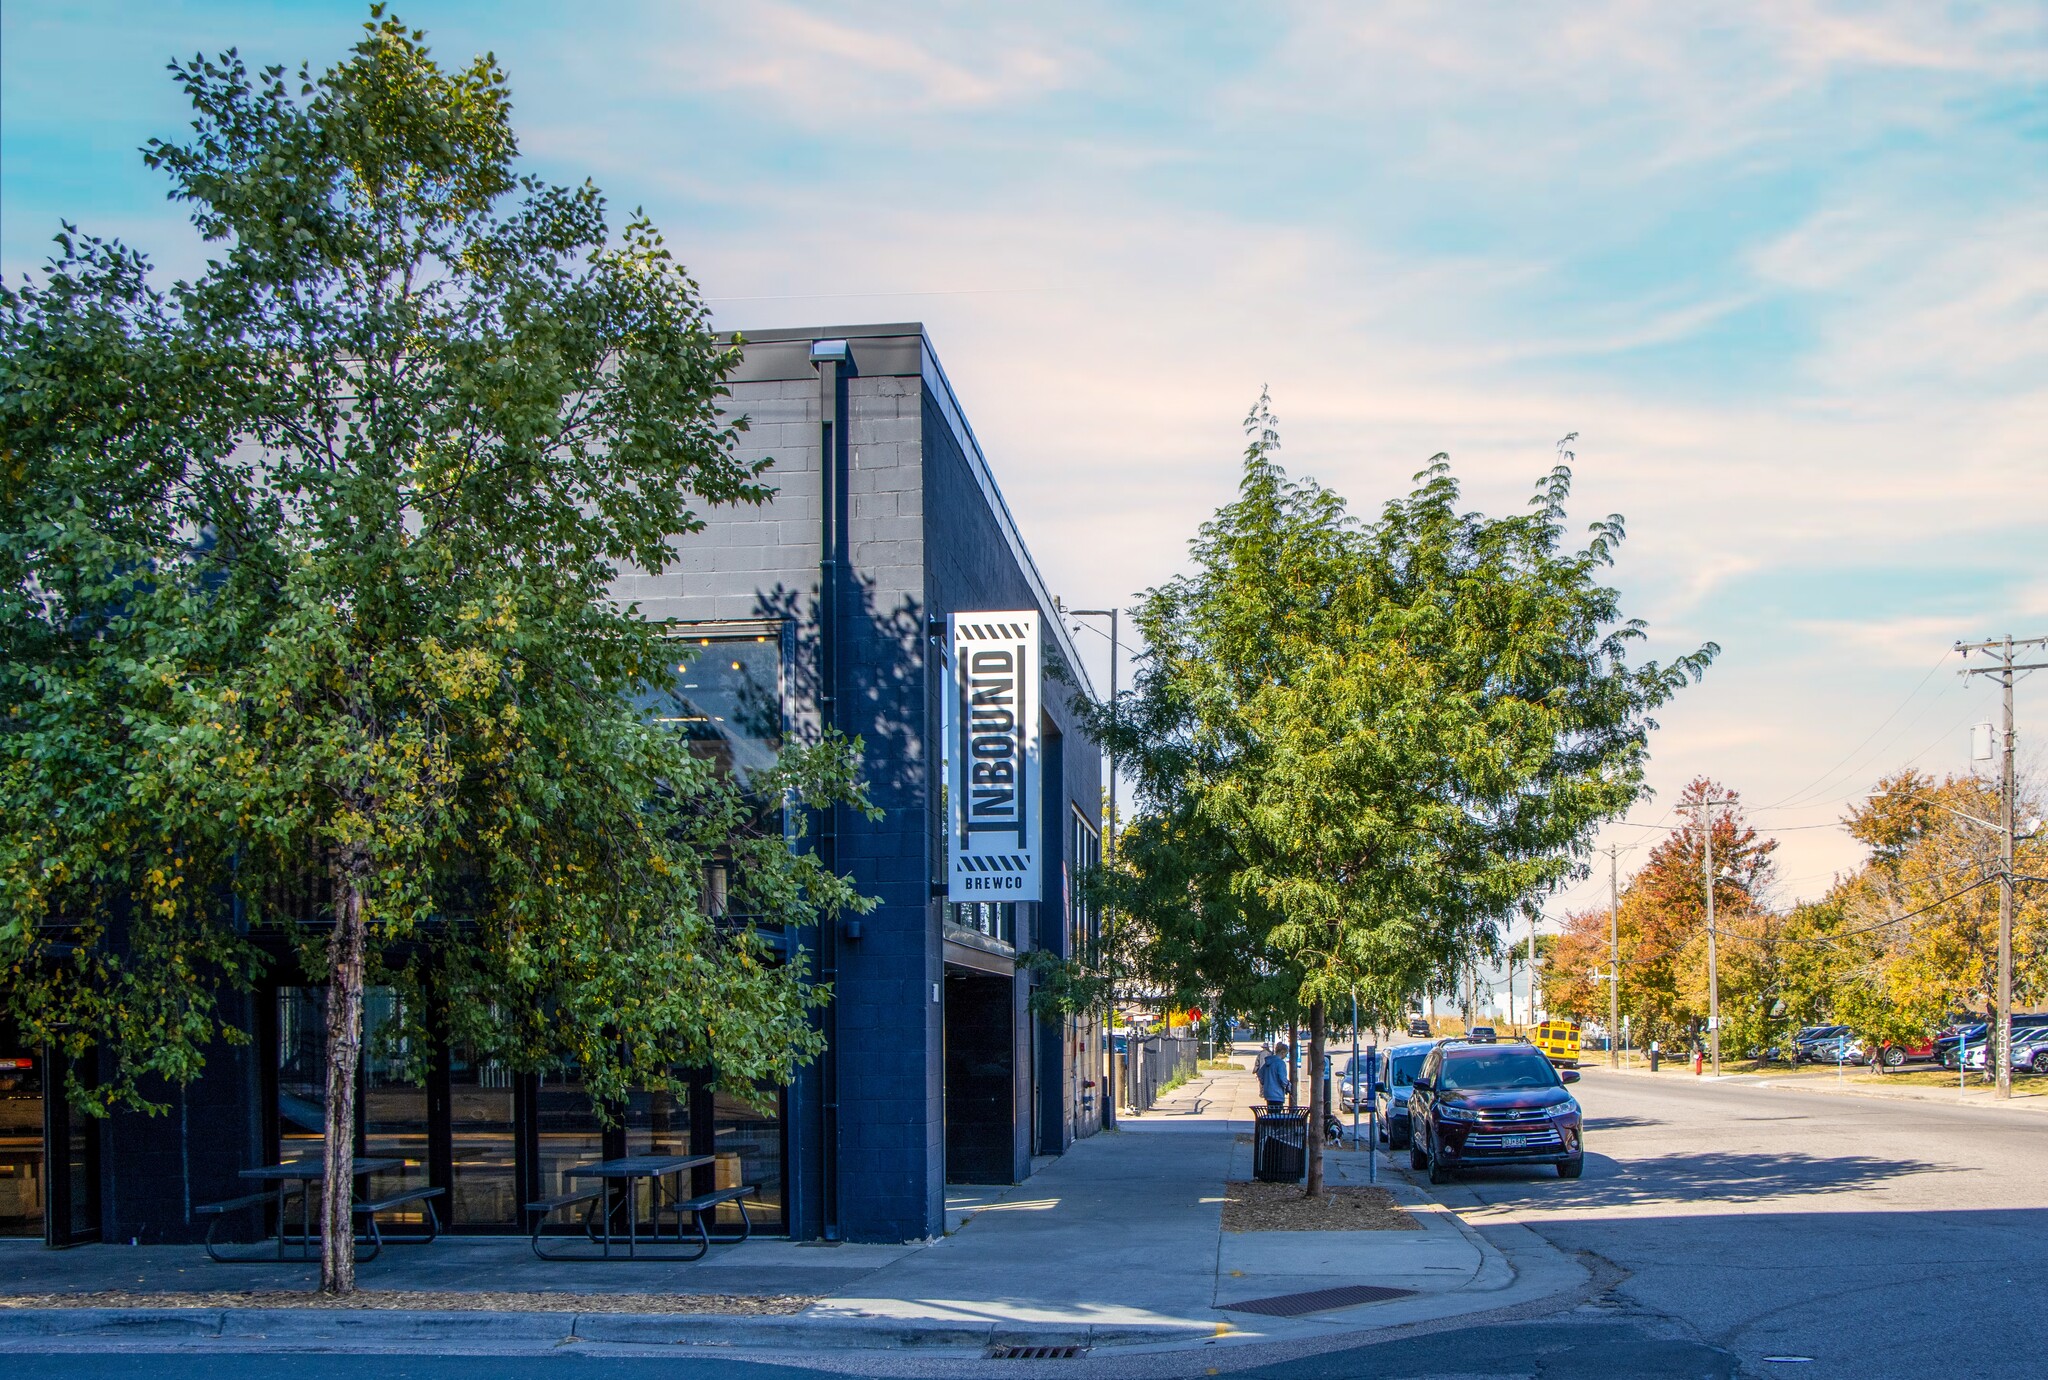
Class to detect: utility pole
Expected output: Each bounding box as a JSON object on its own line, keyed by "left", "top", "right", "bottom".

{"left": 1678, "top": 795, "right": 1732, "bottom": 1077}
{"left": 1608, "top": 844, "right": 1622, "bottom": 1070}
{"left": 1956, "top": 634, "right": 2048, "bottom": 1101}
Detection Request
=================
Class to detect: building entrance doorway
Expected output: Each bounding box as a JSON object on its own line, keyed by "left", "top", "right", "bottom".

{"left": 944, "top": 968, "right": 1016, "bottom": 1183}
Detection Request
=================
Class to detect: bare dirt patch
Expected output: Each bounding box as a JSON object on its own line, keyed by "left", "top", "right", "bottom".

{"left": 1221, "top": 1180, "right": 1418, "bottom": 1233}
{"left": 0, "top": 1290, "right": 812, "bottom": 1315}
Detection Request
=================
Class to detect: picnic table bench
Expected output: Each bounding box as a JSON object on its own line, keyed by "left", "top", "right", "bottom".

{"left": 196, "top": 1159, "right": 441, "bottom": 1263}
{"left": 525, "top": 1155, "right": 753, "bottom": 1261}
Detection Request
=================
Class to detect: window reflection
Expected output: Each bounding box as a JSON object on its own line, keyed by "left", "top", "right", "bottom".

{"left": 946, "top": 902, "right": 1015, "bottom": 949}
{"left": 535, "top": 1067, "right": 604, "bottom": 1200}
{"left": 0, "top": 1045, "right": 43, "bottom": 1238}
{"left": 448, "top": 1047, "right": 517, "bottom": 1228}
{"left": 636, "top": 633, "right": 783, "bottom": 789}
{"left": 360, "top": 990, "right": 428, "bottom": 1206}
{"left": 277, "top": 987, "right": 328, "bottom": 1163}
{"left": 714, "top": 1087, "right": 784, "bottom": 1232}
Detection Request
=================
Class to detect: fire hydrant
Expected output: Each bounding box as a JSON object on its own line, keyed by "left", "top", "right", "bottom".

{"left": 1693, "top": 1049, "right": 1704, "bottom": 1076}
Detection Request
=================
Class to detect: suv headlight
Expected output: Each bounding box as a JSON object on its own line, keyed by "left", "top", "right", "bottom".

{"left": 1557, "top": 1096, "right": 1581, "bottom": 1117}
{"left": 1438, "top": 1104, "right": 1478, "bottom": 1123}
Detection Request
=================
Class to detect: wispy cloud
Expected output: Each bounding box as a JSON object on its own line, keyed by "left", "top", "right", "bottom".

{"left": 669, "top": 2, "right": 1078, "bottom": 121}
{"left": 3, "top": 0, "right": 2042, "bottom": 902}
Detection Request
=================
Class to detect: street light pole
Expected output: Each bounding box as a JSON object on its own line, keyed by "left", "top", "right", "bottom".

{"left": 1608, "top": 844, "right": 1621, "bottom": 1071}
{"left": 1069, "top": 607, "right": 1121, "bottom": 1126}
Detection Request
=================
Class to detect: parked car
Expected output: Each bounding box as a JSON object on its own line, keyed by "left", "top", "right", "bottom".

{"left": 1466, "top": 1026, "right": 1499, "bottom": 1044}
{"left": 1866, "top": 1037, "right": 1937, "bottom": 1068}
{"left": 2018, "top": 1028, "right": 2048, "bottom": 1073}
{"left": 1408, "top": 1040, "right": 1584, "bottom": 1183}
{"left": 1933, "top": 1014, "right": 2048, "bottom": 1062}
{"left": 1795, "top": 1030, "right": 1864, "bottom": 1064}
{"left": 1940, "top": 1024, "right": 1990, "bottom": 1069}
{"left": 1407, "top": 1018, "right": 1432, "bottom": 1038}
{"left": 1372, "top": 1040, "right": 1435, "bottom": 1149}
{"left": 1954, "top": 1026, "right": 2048, "bottom": 1073}
{"left": 1335, "top": 1054, "right": 1368, "bottom": 1112}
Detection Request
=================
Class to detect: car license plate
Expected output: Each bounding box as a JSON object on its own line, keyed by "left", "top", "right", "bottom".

{"left": 1503, "top": 1134, "right": 1527, "bottom": 1148}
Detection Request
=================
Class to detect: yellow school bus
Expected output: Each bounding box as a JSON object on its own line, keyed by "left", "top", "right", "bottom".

{"left": 1533, "top": 1019, "right": 1582, "bottom": 1068}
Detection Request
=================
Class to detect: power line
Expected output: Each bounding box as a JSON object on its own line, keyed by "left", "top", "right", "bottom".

{"left": 1772, "top": 874, "right": 2000, "bottom": 948}
{"left": 1755, "top": 648, "right": 1956, "bottom": 812}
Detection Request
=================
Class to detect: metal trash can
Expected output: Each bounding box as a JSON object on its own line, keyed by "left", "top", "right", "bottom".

{"left": 1253, "top": 1110, "right": 1307, "bottom": 1183}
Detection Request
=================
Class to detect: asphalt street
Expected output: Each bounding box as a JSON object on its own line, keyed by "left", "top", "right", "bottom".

{"left": 1417, "top": 1067, "right": 2048, "bottom": 1380}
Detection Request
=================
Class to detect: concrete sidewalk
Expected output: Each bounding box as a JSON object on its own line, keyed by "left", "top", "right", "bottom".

{"left": 0, "top": 1055, "right": 1587, "bottom": 1358}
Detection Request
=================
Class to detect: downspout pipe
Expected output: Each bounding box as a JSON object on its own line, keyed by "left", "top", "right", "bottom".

{"left": 812, "top": 337, "right": 849, "bottom": 1241}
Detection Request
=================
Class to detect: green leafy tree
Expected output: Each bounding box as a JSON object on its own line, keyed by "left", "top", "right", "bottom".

{"left": 0, "top": 10, "right": 873, "bottom": 1292}
{"left": 1097, "top": 402, "right": 1713, "bottom": 1191}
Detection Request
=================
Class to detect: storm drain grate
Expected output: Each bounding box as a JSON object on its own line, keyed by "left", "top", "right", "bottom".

{"left": 1224, "top": 1283, "right": 1418, "bottom": 1317}
{"left": 987, "top": 1344, "right": 1086, "bottom": 1359}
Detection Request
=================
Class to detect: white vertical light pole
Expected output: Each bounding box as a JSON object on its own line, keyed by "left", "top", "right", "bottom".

{"left": 1608, "top": 844, "right": 1622, "bottom": 1070}
{"left": 1069, "top": 608, "right": 1121, "bottom": 1124}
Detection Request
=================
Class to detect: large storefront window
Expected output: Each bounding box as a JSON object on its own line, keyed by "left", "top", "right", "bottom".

{"left": 0, "top": 1035, "right": 97, "bottom": 1245}
{"left": 277, "top": 987, "right": 329, "bottom": 1162}
{"left": 534, "top": 1066, "right": 605, "bottom": 1204}
{"left": 447, "top": 1045, "right": 518, "bottom": 1228}
{"left": 637, "top": 629, "right": 784, "bottom": 790}
{"left": 0, "top": 1048, "right": 42, "bottom": 1239}
{"left": 714, "top": 1087, "right": 783, "bottom": 1231}
{"left": 360, "top": 992, "right": 430, "bottom": 1218}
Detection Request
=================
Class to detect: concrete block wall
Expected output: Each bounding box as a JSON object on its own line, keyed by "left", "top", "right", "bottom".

{"left": 626, "top": 361, "right": 946, "bottom": 1243}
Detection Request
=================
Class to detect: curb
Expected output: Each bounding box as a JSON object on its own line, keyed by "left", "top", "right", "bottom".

{"left": 0, "top": 1306, "right": 1214, "bottom": 1354}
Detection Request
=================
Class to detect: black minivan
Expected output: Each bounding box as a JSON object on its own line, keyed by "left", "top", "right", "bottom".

{"left": 1409, "top": 1040, "right": 1584, "bottom": 1183}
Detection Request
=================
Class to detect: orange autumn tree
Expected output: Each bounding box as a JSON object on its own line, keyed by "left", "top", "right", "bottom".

{"left": 1552, "top": 780, "right": 1779, "bottom": 1052}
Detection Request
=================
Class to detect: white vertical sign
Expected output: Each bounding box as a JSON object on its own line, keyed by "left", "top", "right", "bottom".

{"left": 948, "top": 610, "right": 1042, "bottom": 902}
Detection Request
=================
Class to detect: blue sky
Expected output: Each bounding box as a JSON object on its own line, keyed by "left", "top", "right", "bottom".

{"left": 5, "top": 1, "right": 2045, "bottom": 908}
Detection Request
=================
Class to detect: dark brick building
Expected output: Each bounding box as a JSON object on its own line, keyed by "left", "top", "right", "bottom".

{"left": 619, "top": 324, "right": 1106, "bottom": 1242}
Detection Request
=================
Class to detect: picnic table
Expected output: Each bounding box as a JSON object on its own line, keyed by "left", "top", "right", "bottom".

{"left": 197, "top": 1157, "right": 442, "bottom": 1263}
{"left": 527, "top": 1153, "right": 756, "bottom": 1261}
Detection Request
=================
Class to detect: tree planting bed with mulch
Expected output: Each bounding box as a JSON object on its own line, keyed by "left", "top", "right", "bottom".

{"left": 0, "top": 1290, "right": 812, "bottom": 1315}
{"left": 1221, "top": 1181, "right": 1419, "bottom": 1232}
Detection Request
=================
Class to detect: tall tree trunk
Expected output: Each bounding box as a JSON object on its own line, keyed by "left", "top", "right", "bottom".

{"left": 320, "top": 854, "right": 368, "bottom": 1296}
{"left": 1305, "top": 999, "right": 1326, "bottom": 1196}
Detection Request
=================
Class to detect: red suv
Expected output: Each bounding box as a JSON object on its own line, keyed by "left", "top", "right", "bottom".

{"left": 1409, "top": 1040, "right": 1584, "bottom": 1182}
{"left": 1867, "top": 1037, "right": 1936, "bottom": 1068}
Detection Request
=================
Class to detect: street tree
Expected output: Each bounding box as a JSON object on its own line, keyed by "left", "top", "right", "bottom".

{"left": 1096, "top": 401, "right": 1714, "bottom": 1192}
{"left": 0, "top": 10, "right": 873, "bottom": 1293}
